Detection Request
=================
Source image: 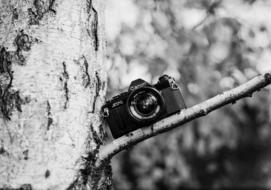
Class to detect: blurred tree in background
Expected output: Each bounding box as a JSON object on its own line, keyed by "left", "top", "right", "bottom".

{"left": 105, "top": 0, "right": 271, "bottom": 189}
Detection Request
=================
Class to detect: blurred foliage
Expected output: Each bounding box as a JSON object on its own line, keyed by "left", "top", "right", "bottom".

{"left": 105, "top": 0, "right": 271, "bottom": 189}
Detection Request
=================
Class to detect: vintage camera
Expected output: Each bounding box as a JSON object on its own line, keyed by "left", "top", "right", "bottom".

{"left": 102, "top": 75, "right": 186, "bottom": 138}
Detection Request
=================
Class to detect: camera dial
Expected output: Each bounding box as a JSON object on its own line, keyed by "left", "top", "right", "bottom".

{"left": 127, "top": 87, "right": 164, "bottom": 123}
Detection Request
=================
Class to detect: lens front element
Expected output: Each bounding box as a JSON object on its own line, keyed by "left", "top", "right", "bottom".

{"left": 134, "top": 92, "right": 158, "bottom": 115}
{"left": 127, "top": 87, "right": 164, "bottom": 123}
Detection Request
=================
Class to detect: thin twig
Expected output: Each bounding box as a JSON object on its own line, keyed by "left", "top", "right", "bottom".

{"left": 191, "top": 13, "right": 210, "bottom": 31}
{"left": 95, "top": 73, "right": 271, "bottom": 167}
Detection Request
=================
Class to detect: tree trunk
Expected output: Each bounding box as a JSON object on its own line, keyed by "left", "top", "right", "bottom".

{"left": 0, "top": 0, "right": 110, "bottom": 189}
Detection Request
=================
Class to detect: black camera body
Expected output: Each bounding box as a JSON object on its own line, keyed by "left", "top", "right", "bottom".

{"left": 102, "top": 75, "right": 186, "bottom": 138}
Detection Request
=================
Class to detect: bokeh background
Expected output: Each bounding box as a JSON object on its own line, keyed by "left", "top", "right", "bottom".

{"left": 104, "top": 0, "right": 271, "bottom": 189}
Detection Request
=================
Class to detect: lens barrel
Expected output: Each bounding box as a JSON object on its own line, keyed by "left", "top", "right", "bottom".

{"left": 127, "top": 87, "right": 164, "bottom": 123}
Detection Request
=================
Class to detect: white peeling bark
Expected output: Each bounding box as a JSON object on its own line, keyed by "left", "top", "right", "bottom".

{"left": 0, "top": 0, "right": 109, "bottom": 189}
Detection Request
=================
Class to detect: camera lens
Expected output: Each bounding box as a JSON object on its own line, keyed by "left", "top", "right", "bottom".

{"left": 134, "top": 93, "right": 158, "bottom": 115}
{"left": 127, "top": 87, "right": 164, "bottom": 123}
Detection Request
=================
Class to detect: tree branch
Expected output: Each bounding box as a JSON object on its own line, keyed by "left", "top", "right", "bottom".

{"left": 95, "top": 73, "right": 271, "bottom": 167}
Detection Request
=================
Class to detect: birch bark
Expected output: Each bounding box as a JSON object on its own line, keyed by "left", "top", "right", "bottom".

{"left": 0, "top": 0, "right": 110, "bottom": 189}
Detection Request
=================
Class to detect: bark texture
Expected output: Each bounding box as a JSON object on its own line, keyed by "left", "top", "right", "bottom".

{"left": 0, "top": 0, "right": 110, "bottom": 189}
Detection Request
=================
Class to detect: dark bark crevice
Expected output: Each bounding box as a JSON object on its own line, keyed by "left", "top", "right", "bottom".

{"left": 66, "top": 147, "right": 99, "bottom": 189}
{"left": 14, "top": 30, "right": 41, "bottom": 65}
{"left": 0, "top": 88, "right": 24, "bottom": 120}
{"left": 14, "top": 31, "right": 32, "bottom": 52}
{"left": 14, "top": 30, "right": 31, "bottom": 65}
{"left": 73, "top": 55, "right": 104, "bottom": 114}
{"left": 0, "top": 146, "right": 9, "bottom": 156}
{"left": 86, "top": 0, "right": 99, "bottom": 51}
{"left": 0, "top": 30, "right": 39, "bottom": 120}
{"left": 46, "top": 100, "right": 53, "bottom": 130}
{"left": 91, "top": 7, "right": 99, "bottom": 52}
{"left": 12, "top": 8, "right": 19, "bottom": 21}
{"left": 65, "top": 55, "right": 109, "bottom": 188}
{"left": 82, "top": 56, "right": 91, "bottom": 88}
{"left": 66, "top": 125, "right": 111, "bottom": 190}
{"left": 0, "top": 47, "right": 20, "bottom": 120}
{"left": 22, "top": 150, "right": 29, "bottom": 160}
{"left": 28, "top": 0, "right": 56, "bottom": 25}
{"left": 74, "top": 56, "right": 91, "bottom": 89}
{"left": 88, "top": 125, "right": 112, "bottom": 190}
{"left": 60, "top": 61, "right": 69, "bottom": 109}
{"left": 1, "top": 184, "right": 33, "bottom": 190}
{"left": 91, "top": 71, "right": 102, "bottom": 113}
{"left": 45, "top": 169, "right": 51, "bottom": 179}
{"left": 81, "top": 125, "right": 103, "bottom": 188}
